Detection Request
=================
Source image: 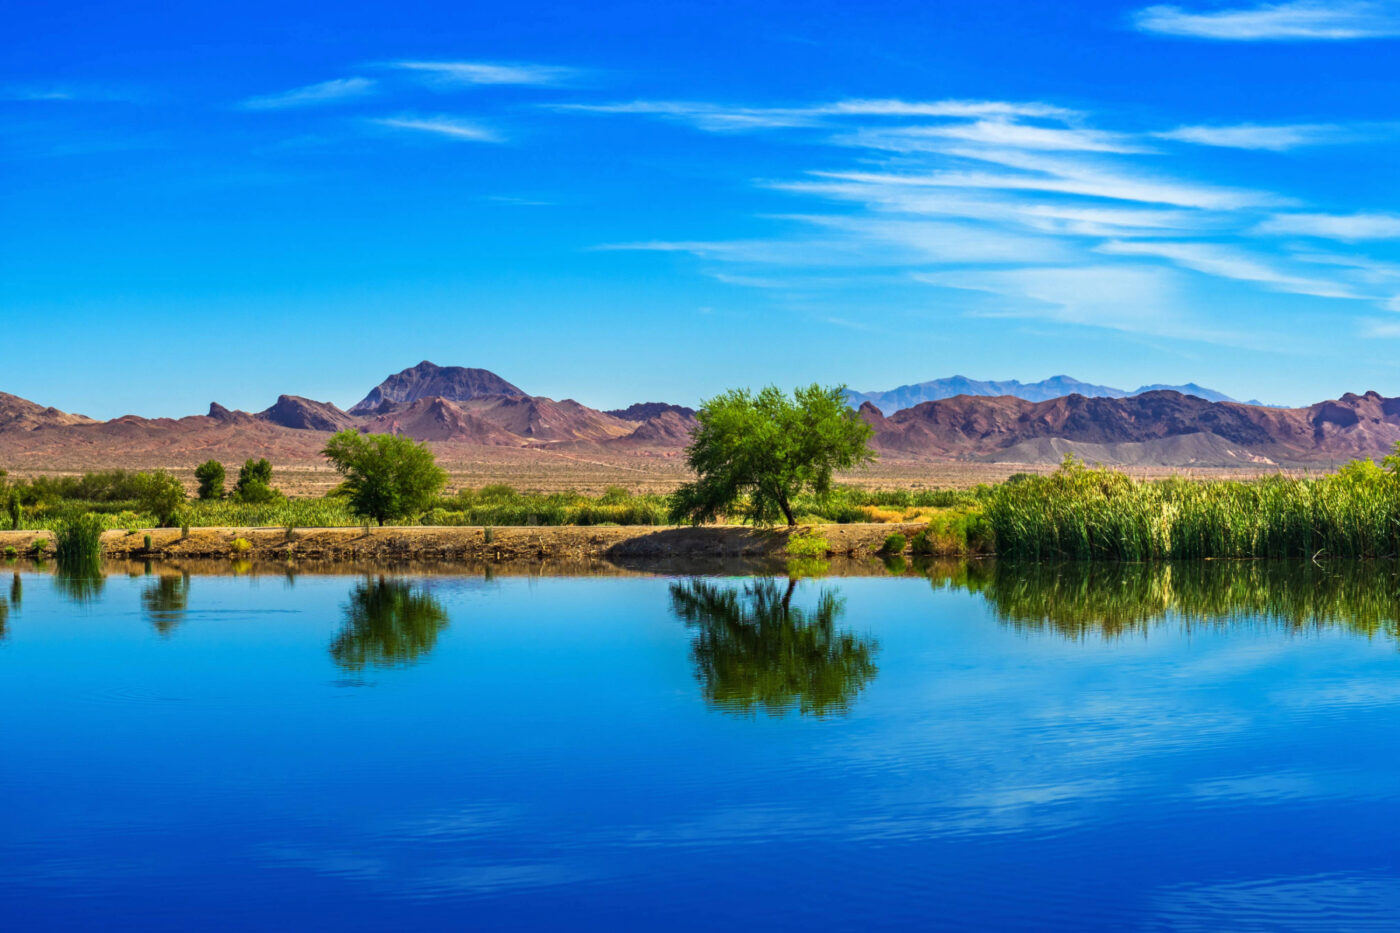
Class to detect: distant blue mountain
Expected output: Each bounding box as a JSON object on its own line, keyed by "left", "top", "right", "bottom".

{"left": 846, "top": 375, "right": 1267, "bottom": 413}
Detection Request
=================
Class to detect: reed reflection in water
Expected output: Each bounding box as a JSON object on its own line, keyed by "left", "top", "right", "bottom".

{"left": 928, "top": 559, "right": 1400, "bottom": 642}
{"left": 669, "top": 576, "right": 878, "bottom": 717}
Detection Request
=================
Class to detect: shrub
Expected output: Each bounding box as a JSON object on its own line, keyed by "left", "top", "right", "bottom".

{"left": 2, "top": 545, "right": 15, "bottom": 558}
{"left": 134, "top": 470, "right": 186, "bottom": 526}
{"left": 484, "top": 526, "right": 494, "bottom": 544}
{"left": 194, "top": 460, "right": 226, "bottom": 500}
{"left": 910, "top": 529, "right": 935, "bottom": 555}
{"left": 30, "top": 537, "right": 48, "bottom": 554}
{"left": 231, "top": 537, "right": 252, "bottom": 553}
{"left": 786, "top": 530, "right": 830, "bottom": 558}
{"left": 233, "top": 458, "right": 280, "bottom": 504}
{"left": 143, "top": 534, "right": 152, "bottom": 551}
{"left": 881, "top": 533, "right": 907, "bottom": 554}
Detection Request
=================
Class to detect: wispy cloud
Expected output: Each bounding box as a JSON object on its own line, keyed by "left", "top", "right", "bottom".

{"left": 1254, "top": 211, "right": 1400, "bottom": 239}
{"left": 1099, "top": 240, "right": 1372, "bottom": 298}
{"left": 241, "top": 77, "right": 376, "bottom": 111}
{"left": 845, "top": 120, "right": 1149, "bottom": 153}
{"left": 1133, "top": 1, "right": 1400, "bottom": 40}
{"left": 1, "top": 84, "right": 142, "bottom": 103}
{"left": 570, "top": 89, "right": 1397, "bottom": 340}
{"left": 1155, "top": 122, "right": 1353, "bottom": 150}
{"left": 553, "top": 98, "right": 1079, "bottom": 133}
{"left": 391, "top": 61, "right": 579, "bottom": 87}
{"left": 370, "top": 115, "right": 502, "bottom": 142}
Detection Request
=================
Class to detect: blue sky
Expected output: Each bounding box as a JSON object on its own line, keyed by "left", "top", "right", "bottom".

{"left": 6, "top": 0, "right": 1400, "bottom": 418}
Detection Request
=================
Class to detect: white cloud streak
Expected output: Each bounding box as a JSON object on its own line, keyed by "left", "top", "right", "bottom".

{"left": 241, "top": 77, "right": 376, "bottom": 110}
{"left": 1133, "top": 1, "right": 1400, "bottom": 40}
{"left": 1155, "top": 122, "right": 1353, "bottom": 150}
{"left": 392, "top": 61, "right": 578, "bottom": 87}
{"left": 370, "top": 115, "right": 502, "bottom": 142}
{"left": 553, "top": 98, "right": 1079, "bottom": 133}
{"left": 1255, "top": 212, "right": 1400, "bottom": 239}
{"left": 1099, "top": 240, "right": 1372, "bottom": 298}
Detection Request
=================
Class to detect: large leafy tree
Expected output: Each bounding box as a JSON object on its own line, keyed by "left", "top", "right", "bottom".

{"left": 669, "top": 384, "right": 874, "bottom": 527}
{"left": 322, "top": 430, "right": 447, "bottom": 526}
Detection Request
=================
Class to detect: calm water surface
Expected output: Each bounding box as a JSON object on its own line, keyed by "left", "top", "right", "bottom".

{"left": 2, "top": 561, "right": 1400, "bottom": 931}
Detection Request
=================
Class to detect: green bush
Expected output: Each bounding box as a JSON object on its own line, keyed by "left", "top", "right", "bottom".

{"left": 881, "top": 533, "right": 907, "bottom": 554}
{"left": 194, "top": 460, "right": 225, "bottom": 500}
{"left": 786, "top": 530, "right": 830, "bottom": 558}
{"left": 3, "top": 545, "right": 15, "bottom": 558}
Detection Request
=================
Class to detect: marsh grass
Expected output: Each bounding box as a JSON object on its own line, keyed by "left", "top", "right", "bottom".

{"left": 984, "top": 456, "right": 1400, "bottom": 560}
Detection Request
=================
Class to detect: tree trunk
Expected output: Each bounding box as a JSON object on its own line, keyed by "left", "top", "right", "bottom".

{"left": 778, "top": 493, "right": 796, "bottom": 527}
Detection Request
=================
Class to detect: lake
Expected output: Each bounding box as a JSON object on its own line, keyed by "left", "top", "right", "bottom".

{"left": 3, "top": 560, "right": 1399, "bottom": 931}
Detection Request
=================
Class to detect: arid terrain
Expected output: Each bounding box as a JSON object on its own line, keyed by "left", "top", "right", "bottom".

{"left": 3, "top": 361, "right": 1396, "bottom": 492}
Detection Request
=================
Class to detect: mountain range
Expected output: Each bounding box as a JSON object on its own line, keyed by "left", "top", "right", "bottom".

{"left": 2, "top": 362, "right": 1398, "bottom": 469}
{"left": 846, "top": 375, "right": 1267, "bottom": 410}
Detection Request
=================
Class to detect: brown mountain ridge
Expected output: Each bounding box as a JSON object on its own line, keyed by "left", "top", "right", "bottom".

{"left": 3, "top": 364, "right": 1400, "bottom": 469}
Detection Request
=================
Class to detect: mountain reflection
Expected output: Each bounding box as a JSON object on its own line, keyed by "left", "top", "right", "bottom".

{"left": 669, "top": 577, "right": 878, "bottom": 717}
{"left": 331, "top": 577, "right": 450, "bottom": 670}
{"left": 141, "top": 574, "right": 190, "bottom": 635}
{"left": 930, "top": 560, "right": 1400, "bottom": 641}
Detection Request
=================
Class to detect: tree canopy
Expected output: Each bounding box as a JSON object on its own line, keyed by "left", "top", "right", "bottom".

{"left": 232, "top": 458, "right": 279, "bottom": 504}
{"left": 322, "top": 430, "right": 447, "bottom": 526}
{"left": 134, "top": 470, "right": 187, "bottom": 526}
{"left": 194, "top": 460, "right": 225, "bottom": 500}
{"left": 668, "top": 384, "right": 874, "bottom": 526}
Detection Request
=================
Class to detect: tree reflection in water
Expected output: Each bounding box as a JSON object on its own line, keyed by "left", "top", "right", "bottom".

{"left": 669, "top": 577, "right": 878, "bottom": 717}
{"left": 928, "top": 559, "right": 1400, "bottom": 642}
{"left": 331, "top": 576, "right": 450, "bottom": 670}
{"left": 141, "top": 574, "right": 190, "bottom": 635}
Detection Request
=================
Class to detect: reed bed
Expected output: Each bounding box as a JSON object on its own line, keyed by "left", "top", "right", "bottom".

{"left": 983, "top": 457, "right": 1400, "bottom": 560}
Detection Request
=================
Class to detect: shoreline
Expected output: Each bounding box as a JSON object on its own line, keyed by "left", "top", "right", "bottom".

{"left": 0, "top": 522, "right": 937, "bottom": 563}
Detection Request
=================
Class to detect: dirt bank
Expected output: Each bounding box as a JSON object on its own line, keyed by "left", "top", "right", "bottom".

{"left": 0, "top": 523, "right": 934, "bottom": 564}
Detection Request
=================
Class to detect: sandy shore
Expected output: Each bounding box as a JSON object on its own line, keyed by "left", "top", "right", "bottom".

{"left": 0, "top": 522, "right": 935, "bottom": 564}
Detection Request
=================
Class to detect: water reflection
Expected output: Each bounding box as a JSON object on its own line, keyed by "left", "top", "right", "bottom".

{"left": 931, "top": 560, "right": 1400, "bottom": 642}
{"left": 330, "top": 577, "right": 450, "bottom": 670}
{"left": 669, "top": 577, "right": 878, "bottom": 717}
{"left": 141, "top": 574, "right": 190, "bottom": 635}
{"left": 52, "top": 568, "right": 105, "bottom": 606}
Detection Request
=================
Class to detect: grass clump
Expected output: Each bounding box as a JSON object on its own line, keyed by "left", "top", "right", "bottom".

{"left": 231, "top": 537, "right": 252, "bottom": 553}
{"left": 55, "top": 512, "right": 105, "bottom": 572}
{"left": 881, "top": 533, "right": 906, "bottom": 554}
{"left": 786, "top": 530, "right": 830, "bottom": 558}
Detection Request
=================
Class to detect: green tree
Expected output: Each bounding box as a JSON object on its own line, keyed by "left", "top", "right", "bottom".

{"left": 194, "top": 460, "right": 226, "bottom": 500}
{"left": 322, "top": 430, "right": 447, "bottom": 526}
{"left": 233, "top": 458, "right": 280, "bottom": 504}
{"left": 134, "top": 470, "right": 187, "bottom": 526}
{"left": 6, "top": 489, "right": 20, "bottom": 530}
{"left": 669, "top": 384, "right": 874, "bottom": 527}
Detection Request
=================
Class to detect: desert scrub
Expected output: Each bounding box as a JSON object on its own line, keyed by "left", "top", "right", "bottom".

{"left": 785, "top": 530, "right": 831, "bottom": 558}
{"left": 231, "top": 537, "right": 252, "bottom": 554}
{"left": 880, "top": 533, "right": 907, "bottom": 554}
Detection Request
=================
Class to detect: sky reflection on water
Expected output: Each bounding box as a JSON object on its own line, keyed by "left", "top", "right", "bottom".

{"left": 1, "top": 561, "right": 1399, "bottom": 930}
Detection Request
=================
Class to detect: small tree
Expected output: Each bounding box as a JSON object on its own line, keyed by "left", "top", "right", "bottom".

{"left": 135, "top": 470, "right": 187, "bottom": 527}
{"left": 322, "top": 430, "right": 447, "bottom": 526}
{"left": 194, "top": 460, "right": 226, "bottom": 500}
{"left": 233, "top": 458, "right": 280, "bottom": 504}
{"left": 669, "top": 384, "right": 875, "bottom": 527}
